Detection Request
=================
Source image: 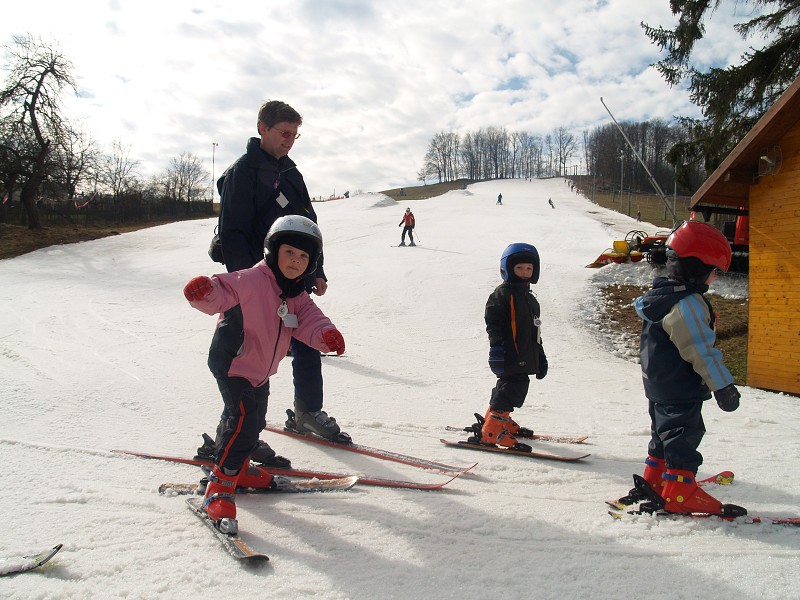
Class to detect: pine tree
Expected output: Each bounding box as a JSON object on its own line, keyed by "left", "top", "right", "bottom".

{"left": 642, "top": 1, "right": 800, "bottom": 183}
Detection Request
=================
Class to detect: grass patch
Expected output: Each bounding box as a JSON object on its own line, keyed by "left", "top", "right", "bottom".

{"left": 380, "top": 179, "right": 474, "bottom": 202}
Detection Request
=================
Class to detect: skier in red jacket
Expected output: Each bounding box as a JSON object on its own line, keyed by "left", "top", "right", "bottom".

{"left": 398, "top": 208, "right": 416, "bottom": 246}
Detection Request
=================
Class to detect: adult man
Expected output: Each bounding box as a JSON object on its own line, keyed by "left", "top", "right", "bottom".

{"left": 197, "top": 100, "right": 348, "bottom": 468}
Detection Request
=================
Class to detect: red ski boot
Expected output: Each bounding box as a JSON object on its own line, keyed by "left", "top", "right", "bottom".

{"left": 643, "top": 456, "right": 666, "bottom": 492}
{"left": 236, "top": 460, "right": 275, "bottom": 490}
{"left": 203, "top": 466, "right": 239, "bottom": 533}
{"left": 615, "top": 456, "right": 665, "bottom": 507}
{"left": 662, "top": 469, "right": 723, "bottom": 514}
{"left": 481, "top": 410, "right": 520, "bottom": 448}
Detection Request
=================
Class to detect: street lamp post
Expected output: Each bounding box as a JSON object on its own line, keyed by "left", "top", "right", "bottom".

{"left": 211, "top": 142, "right": 218, "bottom": 204}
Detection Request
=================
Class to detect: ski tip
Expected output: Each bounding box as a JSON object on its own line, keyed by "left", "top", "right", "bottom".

{"left": 715, "top": 471, "right": 735, "bottom": 485}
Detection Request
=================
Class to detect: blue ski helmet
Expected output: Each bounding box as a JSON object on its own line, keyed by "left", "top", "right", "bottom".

{"left": 500, "top": 243, "right": 540, "bottom": 283}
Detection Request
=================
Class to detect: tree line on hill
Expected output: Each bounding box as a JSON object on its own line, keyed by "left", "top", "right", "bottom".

{"left": 418, "top": 120, "right": 708, "bottom": 197}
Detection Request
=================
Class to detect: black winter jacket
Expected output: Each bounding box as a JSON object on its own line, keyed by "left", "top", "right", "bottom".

{"left": 218, "top": 137, "right": 325, "bottom": 284}
{"left": 485, "top": 281, "right": 545, "bottom": 376}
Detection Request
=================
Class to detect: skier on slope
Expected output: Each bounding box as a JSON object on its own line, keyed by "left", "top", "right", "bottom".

{"left": 398, "top": 207, "right": 416, "bottom": 246}
{"left": 183, "top": 216, "right": 345, "bottom": 533}
{"left": 470, "top": 243, "right": 548, "bottom": 450}
{"left": 621, "top": 220, "right": 744, "bottom": 515}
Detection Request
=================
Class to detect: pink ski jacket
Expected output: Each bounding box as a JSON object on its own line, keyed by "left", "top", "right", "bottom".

{"left": 188, "top": 261, "right": 335, "bottom": 387}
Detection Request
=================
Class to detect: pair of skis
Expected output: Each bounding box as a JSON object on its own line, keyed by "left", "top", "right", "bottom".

{"left": 267, "top": 416, "right": 590, "bottom": 465}
{"left": 440, "top": 414, "right": 591, "bottom": 462}
{"left": 120, "top": 416, "right": 592, "bottom": 563}
{"left": 180, "top": 476, "right": 360, "bottom": 563}
{"left": 115, "top": 424, "right": 479, "bottom": 563}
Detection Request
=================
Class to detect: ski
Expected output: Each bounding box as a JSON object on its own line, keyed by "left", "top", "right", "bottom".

{"left": 605, "top": 471, "right": 735, "bottom": 510}
{"left": 185, "top": 497, "right": 269, "bottom": 563}
{"left": 264, "top": 425, "right": 477, "bottom": 475}
{"left": 439, "top": 439, "right": 590, "bottom": 462}
{"left": 444, "top": 425, "right": 588, "bottom": 444}
{"left": 112, "top": 449, "right": 461, "bottom": 490}
{"left": 160, "top": 475, "right": 358, "bottom": 495}
{"left": 0, "top": 544, "right": 63, "bottom": 577}
{"left": 608, "top": 510, "right": 800, "bottom": 527}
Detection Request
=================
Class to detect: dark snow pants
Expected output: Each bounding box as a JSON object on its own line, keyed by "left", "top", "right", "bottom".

{"left": 291, "top": 337, "right": 324, "bottom": 413}
{"left": 214, "top": 377, "right": 269, "bottom": 472}
{"left": 647, "top": 398, "right": 706, "bottom": 472}
{"left": 490, "top": 373, "right": 530, "bottom": 413}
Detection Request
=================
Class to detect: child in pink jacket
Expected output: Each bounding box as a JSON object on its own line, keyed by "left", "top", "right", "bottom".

{"left": 183, "top": 215, "right": 344, "bottom": 534}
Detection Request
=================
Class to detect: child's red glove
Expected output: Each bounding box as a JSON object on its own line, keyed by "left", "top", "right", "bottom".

{"left": 184, "top": 276, "right": 213, "bottom": 301}
{"left": 322, "top": 328, "right": 345, "bottom": 355}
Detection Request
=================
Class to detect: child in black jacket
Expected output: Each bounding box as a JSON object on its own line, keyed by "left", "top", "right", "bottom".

{"left": 475, "top": 243, "right": 548, "bottom": 451}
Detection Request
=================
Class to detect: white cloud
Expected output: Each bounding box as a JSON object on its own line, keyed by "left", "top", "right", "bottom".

{"left": 1, "top": 0, "right": 765, "bottom": 197}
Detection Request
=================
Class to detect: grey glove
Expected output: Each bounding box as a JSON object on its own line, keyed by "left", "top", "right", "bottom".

{"left": 714, "top": 384, "right": 740, "bottom": 412}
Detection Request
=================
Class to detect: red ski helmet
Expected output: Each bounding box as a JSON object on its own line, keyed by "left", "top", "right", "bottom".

{"left": 666, "top": 221, "right": 732, "bottom": 272}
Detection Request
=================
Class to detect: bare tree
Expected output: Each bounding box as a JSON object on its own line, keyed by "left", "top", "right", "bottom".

{"left": 51, "top": 125, "right": 98, "bottom": 199}
{"left": 484, "top": 126, "right": 509, "bottom": 179}
{"left": 544, "top": 134, "right": 554, "bottom": 176}
{"left": 0, "top": 34, "right": 77, "bottom": 228}
{"left": 100, "top": 139, "right": 140, "bottom": 199}
{"left": 165, "top": 151, "right": 209, "bottom": 212}
{"left": 460, "top": 131, "right": 481, "bottom": 180}
{"left": 422, "top": 131, "right": 461, "bottom": 183}
{"left": 552, "top": 126, "right": 577, "bottom": 176}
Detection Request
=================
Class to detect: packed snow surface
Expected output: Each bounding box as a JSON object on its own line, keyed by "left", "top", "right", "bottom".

{"left": 1, "top": 179, "right": 797, "bottom": 599}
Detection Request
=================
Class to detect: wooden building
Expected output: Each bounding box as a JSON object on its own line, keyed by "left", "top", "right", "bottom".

{"left": 691, "top": 76, "right": 800, "bottom": 395}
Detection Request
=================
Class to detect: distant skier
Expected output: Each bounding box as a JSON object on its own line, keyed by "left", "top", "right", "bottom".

{"left": 548, "top": 198, "right": 555, "bottom": 209}
{"left": 470, "top": 243, "right": 548, "bottom": 451}
{"left": 619, "top": 221, "right": 743, "bottom": 516}
{"left": 496, "top": 193, "right": 503, "bottom": 205}
{"left": 398, "top": 207, "right": 416, "bottom": 246}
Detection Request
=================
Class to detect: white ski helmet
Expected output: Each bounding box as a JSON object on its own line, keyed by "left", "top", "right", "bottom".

{"left": 264, "top": 215, "right": 322, "bottom": 274}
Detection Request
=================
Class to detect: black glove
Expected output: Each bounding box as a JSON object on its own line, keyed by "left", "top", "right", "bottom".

{"left": 488, "top": 345, "right": 505, "bottom": 376}
{"left": 535, "top": 350, "right": 548, "bottom": 380}
{"left": 398, "top": 223, "right": 402, "bottom": 227}
{"left": 714, "top": 384, "right": 740, "bottom": 412}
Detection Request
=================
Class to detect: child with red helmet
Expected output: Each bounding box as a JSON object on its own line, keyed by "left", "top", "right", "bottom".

{"left": 470, "top": 243, "right": 548, "bottom": 451}
{"left": 621, "top": 220, "right": 744, "bottom": 516}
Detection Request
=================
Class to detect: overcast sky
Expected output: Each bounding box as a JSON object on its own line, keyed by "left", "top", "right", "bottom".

{"left": 2, "top": 1, "right": 758, "bottom": 198}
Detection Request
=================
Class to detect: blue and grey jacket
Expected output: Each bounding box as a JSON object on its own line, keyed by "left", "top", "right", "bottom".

{"left": 634, "top": 277, "right": 733, "bottom": 404}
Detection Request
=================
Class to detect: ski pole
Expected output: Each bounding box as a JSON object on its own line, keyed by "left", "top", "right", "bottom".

{"left": 413, "top": 228, "right": 421, "bottom": 243}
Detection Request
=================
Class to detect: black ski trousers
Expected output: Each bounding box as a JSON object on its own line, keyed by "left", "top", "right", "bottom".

{"left": 647, "top": 398, "right": 706, "bottom": 472}
{"left": 214, "top": 376, "right": 269, "bottom": 472}
{"left": 490, "top": 373, "right": 530, "bottom": 413}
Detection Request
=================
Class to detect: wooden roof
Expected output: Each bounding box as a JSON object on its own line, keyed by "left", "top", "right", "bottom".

{"left": 691, "top": 76, "right": 800, "bottom": 210}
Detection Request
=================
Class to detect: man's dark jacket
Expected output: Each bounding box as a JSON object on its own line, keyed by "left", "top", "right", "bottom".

{"left": 217, "top": 137, "right": 325, "bottom": 283}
